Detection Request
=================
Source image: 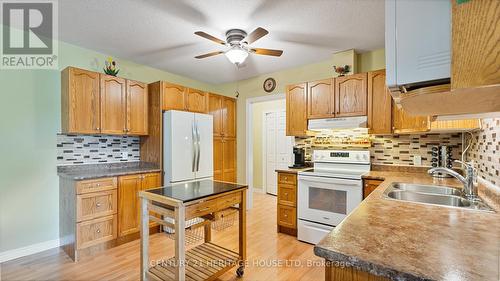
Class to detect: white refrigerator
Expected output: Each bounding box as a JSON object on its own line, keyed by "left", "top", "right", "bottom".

{"left": 163, "top": 110, "right": 213, "bottom": 184}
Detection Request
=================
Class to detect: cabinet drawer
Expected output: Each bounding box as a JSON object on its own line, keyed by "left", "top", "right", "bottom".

{"left": 277, "top": 205, "right": 296, "bottom": 228}
{"left": 76, "top": 177, "right": 117, "bottom": 194}
{"left": 278, "top": 184, "right": 296, "bottom": 207}
{"left": 278, "top": 173, "right": 296, "bottom": 185}
{"left": 76, "top": 215, "right": 117, "bottom": 249}
{"left": 77, "top": 190, "right": 117, "bottom": 222}
{"left": 186, "top": 199, "right": 217, "bottom": 220}
{"left": 217, "top": 192, "right": 241, "bottom": 210}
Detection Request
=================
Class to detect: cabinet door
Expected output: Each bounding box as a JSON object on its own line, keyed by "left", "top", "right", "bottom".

{"left": 335, "top": 73, "right": 368, "bottom": 117}
{"left": 186, "top": 88, "right": 208, "bottom": 113}
{"left": 141, "top": 173, "right": 162, "bottom": 227}
{"left": 222, "top": 97, "right": 236, "bottom": 138}
{"left": 392, "top": 101, "right": 429, "bottom": 134}
{"left": 367, "top": 70, "right": 392, "bottom": 134}
{"left": 363, "top": 179, "right": 382, "bottom": 199}
{"left": 162, "top": 82, "right": 186, "bottom": 111}
{"left": 307, "top": 78, "right": 335, "bottom": 119}
{"left": 118, "top": 175, "right": 141, "bottom": 236}
{"left": 286, "top": 83, "right": 307, "bottom": 136}
{"left": 63, "top": 67, "right": 100, "bottom": 134}
{"left": 100, "top": 75, "right": 127, "bottom": 134}
{"left": 126, "top": 80, "right": 148, "bottom": 135}
{"left": 208, "top": 94, "right": 223, "bottom": 137}
{"left": 222, "top": 138, "right": 237, "bottom": 183}
{"left": 213, "top": 137, "right": 223, "bottom": 181}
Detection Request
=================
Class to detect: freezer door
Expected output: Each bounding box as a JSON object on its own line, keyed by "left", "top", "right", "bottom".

{"left": 163, "top": 111, "right": 195, "bottom": 183}
{"left": 194, "top": 113, "right": 213, "bottom": 179}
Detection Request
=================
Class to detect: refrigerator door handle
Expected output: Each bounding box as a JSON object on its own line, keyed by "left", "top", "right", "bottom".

{"left": 191, "top": 122, "right": 197, "bottom": 172}
{"left": 196, "top": 121, "right": 201, "bottom": 172}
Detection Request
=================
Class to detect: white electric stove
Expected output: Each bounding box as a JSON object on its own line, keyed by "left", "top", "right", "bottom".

{"left": 297, "top": 150, "right": 370, "bottom": 244}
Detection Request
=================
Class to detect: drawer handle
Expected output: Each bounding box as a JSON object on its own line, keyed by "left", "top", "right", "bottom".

{"left": 96, "top": 203, "right": 101, "bottom": 208}
{"left": 96, "top": 228, "right": 101, "bottom": 233}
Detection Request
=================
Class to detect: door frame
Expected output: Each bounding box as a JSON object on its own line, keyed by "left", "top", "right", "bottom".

{"left": 245, "top": 93, "right": 285, "bottom": 209}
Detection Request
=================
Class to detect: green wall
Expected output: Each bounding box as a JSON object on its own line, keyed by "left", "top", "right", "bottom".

{"left": 0, "top": 39, "right": 218, "bottom": 253}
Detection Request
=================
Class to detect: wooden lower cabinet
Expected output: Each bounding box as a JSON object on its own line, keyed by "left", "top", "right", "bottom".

{"left": 118, "top": 173, "right": 161, "bottom": 237}
{"left": 363, "top": 179, "right": 383, "bottom": 199}
{"left": 60, "top": 173, "right": 161, "bottom": 261}
{"left": 277, "top": 172, "right": 298, "bottom": 236}
{"left": 325, "top": 262, "right": 390, "bottom": 281}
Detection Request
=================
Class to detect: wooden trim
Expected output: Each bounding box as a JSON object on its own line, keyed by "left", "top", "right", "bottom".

{"left": 325, "top": 262, "right": 390, "bottom": 281}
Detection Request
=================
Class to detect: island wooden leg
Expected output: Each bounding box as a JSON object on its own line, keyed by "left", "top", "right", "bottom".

{"left": 140, "top": 197, "right": 149, "bottom": 281}
{"left": 239, "top": 190, "right": 247, "bottom": 263}
{"left": 174, "top": 206, "right": 186, "bottom": 281}
{"left": 204, "top": 221, "right": 212, "bottom": 242}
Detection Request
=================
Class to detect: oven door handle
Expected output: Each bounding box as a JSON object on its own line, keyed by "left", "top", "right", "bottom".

{"left": 301, "top": 222, "right": 333, "bottom": 232}
{"left": 298, "top": 175, "right": 360, "bottom": 186}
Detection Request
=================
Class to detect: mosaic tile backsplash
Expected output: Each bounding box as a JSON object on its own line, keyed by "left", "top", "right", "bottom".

{"left": 466, "top": 118, "right": 500, "bottom": 186}
{"left": 57, "top": 134, "right": 140, "bottom": 166}
{"left": 295, "top": 131, "right": 462, "bottom": 167}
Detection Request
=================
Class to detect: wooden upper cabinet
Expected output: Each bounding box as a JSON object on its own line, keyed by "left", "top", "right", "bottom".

{"left": 126, "top": 80, "right": 148, "bottom": 135}
{"left": 286, "top": 83, "right": 307, "bottom": 136}
{"left": 367, "top": 70, "right": 392, "bottom": 134}
{"left": 307, "top": 78, "right": 335, "bottom": 119}
{"left": 118, "top": 174, "right": 141, "bottom": 237}
{"left": 61, "top": 67, "right": 100, "bottom": 134}
{"left": 186, "top": 88, "right": 208, "bottom": 113}
{"left": 335, "top": 73, "right": 368, "bottom": 117}
{"left": 100, "top": 74, "right": 127, "bottom": 134}
{"left": 222, "top": 97, "right": 236, "bottom": 138}
{"left": 208, "top": 94, "right": 223, "bottom": 137}
{"left": 392, "top": 101, "right": 430, "bottom": 134}
{"left": 162, "top": 82, "right": 186, "bottom": 111}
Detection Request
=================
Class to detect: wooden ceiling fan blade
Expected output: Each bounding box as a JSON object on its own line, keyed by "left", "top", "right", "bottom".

{"left": 251, "top": 48, "right": 283, "bottom": 57}
{"left": 194, "top": 31, "right": 226, "bottom": 45}
{"left": 243, "top": 27, "right": 269, "bottom": 44}
{"left": 194, "top": 51, "right": 224, "bottom": 59}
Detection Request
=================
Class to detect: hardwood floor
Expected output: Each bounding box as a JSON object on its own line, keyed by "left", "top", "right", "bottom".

{"left": 1, "top": 193, "right": 324, "bottom": 281}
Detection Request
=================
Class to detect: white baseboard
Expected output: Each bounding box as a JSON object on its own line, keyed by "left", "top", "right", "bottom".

{"left": 0, "top": 239, "right": 59, "bottom": 263}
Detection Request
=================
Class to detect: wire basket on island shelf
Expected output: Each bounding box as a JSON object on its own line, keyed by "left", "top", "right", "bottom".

{"left": 212, "top": 207, "right": 238, "bottom": 231}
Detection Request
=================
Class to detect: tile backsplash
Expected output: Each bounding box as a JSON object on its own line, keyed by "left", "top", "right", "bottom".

{"left": 295, "top": 130, "right": 462, "bottom": 167}
{"left": 57, "top": 134, "right": 140, "bottom": 166}
{"left": 466, "top": 118, "right": 499, "bottom": 186}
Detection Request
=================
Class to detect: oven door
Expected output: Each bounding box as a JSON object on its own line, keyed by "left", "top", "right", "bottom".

{"left": 298, "top": 175, "right": 362, "bottom": 226}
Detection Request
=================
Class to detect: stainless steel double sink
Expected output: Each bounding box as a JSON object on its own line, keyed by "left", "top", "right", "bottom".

{"left": 383, "top": 182, "right": 494, "bottom": 212}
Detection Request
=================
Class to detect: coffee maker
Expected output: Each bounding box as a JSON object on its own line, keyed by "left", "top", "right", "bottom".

{"left": 289, "top": 147, "right": 306, "bottom": 168}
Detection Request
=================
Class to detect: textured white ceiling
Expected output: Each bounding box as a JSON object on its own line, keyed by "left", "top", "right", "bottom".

{"left": 59, "top": 0, "right": 384, "bottom": 84}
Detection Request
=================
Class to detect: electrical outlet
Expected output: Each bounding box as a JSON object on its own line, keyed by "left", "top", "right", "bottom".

{"left": 122, "top": 152, "right": 128, "bottom": 160}
{"left": 413, "top": 155, "right": 422, "bottom": 166}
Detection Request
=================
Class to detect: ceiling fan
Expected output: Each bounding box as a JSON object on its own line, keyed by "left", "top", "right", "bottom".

{"left": 194, "top": 27, "right": 283, "bottom": 65}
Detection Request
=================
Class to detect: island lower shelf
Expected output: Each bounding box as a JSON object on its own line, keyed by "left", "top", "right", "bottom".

{"left": 148, "top": 242, "right": 239, "bottom": 281}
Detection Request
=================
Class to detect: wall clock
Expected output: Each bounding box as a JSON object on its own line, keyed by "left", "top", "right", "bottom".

{"left": 263, "top": 77, "right": 276, "bottom": 93}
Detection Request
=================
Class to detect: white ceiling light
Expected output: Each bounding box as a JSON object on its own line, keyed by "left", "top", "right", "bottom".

{"left": 225, "top": 46, "right": 249, "bottom": 65}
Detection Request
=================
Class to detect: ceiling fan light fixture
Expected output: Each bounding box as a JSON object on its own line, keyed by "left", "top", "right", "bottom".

{"left": 225, "top": 47, "right": 248, "bottom": 65}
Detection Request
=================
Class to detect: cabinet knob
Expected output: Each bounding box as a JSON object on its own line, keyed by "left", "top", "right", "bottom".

{"left": 96, "top": 183, "right": 100, "bottom": 187}
{"left": 96, "top": 229, "right": 101, "bottom": 233}
{"left": 284, "top": 214, "right": 288, "bottom": 218}
{"left": 95, "top": 127, "right": 100, "bottom": 131}
{"left": 284, "top": 192, "right": 288, "bottom": 196}
{"left": 96, "top": 203, "right": 101, "bottom": 208}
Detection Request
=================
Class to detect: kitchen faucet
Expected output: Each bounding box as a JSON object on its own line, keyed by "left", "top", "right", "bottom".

{"left": 428, "top": 160, "right": 477, "bottom": 199}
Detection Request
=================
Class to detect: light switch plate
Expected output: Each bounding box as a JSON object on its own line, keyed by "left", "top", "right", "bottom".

{"left": 413, "top": 155, "right": 422, "bottom": 166}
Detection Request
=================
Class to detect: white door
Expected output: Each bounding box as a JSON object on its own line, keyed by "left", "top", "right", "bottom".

{"left": 194, "top": 113, "right": 213, "bottom": 179}
{"left": 264, "top": 110, "right": 293, "bottom": 195}
{"left": 163, "top": 111, "right": 195, "bottom": 183}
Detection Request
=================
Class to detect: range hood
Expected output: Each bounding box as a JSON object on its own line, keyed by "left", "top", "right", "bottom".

{"left": 308, "top": 116, "right": 367, "bottom": 131}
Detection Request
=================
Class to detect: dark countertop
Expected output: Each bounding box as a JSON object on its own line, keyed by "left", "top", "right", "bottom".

{"left": 144, "top": 180, "right": 248, "bottom": 203}
{"left": 314, "top": 170, "right": 500, "bottom": 281}
{"left": 57, "top": 162, "right": 161, "bottom": 180}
